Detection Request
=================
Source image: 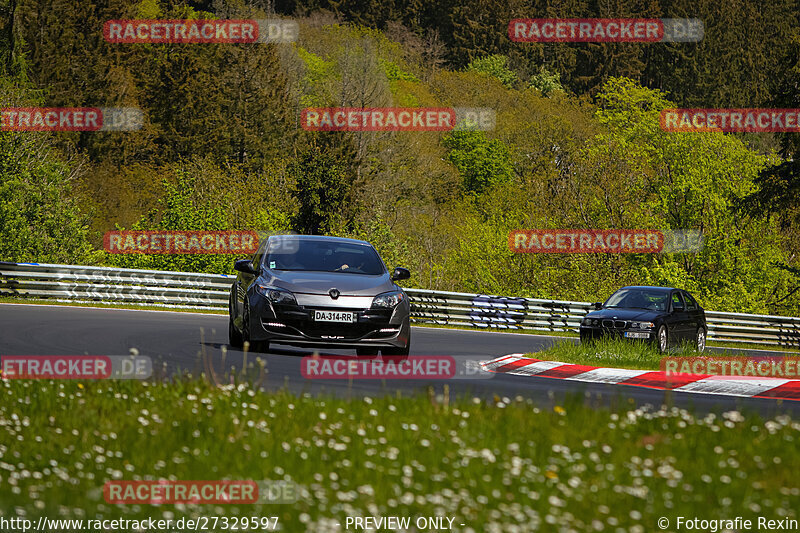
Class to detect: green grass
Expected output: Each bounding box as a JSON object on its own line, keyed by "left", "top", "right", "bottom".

{"left": 523, "top": 337, "right": 757, "bottom": 371}
{"left": 1, "top": 370, "right": 798, "bottom": 530}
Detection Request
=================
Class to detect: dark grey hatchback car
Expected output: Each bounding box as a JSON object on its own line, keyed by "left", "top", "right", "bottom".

{"left": 228, "top": 235, "right": 411, "bottom": 356}
{"left": 579, "top": 286, "right": 707, "bottom": 352}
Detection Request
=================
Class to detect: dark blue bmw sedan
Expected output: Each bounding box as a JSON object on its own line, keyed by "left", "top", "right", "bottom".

{"left": 579, "top": 286, "right": 707, "bottom": 352}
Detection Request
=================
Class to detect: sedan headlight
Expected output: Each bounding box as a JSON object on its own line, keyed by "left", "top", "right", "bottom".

{"left": 372, "top": 290, "right": 405, "bottom": 308}
{"left": 257, "top": 285, "right": 297, "bottom": 305}
{"left": 629, "top": 321, "right": 655, "bottom": 329}
{"left": 581, "top": 317, "right": 597, "bottom": 326}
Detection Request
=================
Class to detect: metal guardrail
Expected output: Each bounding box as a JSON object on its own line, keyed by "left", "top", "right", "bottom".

{"left": 2, "top": 262, "right": 800, "bottom": 348}
{"left": 0, "top": 262, "right": 234, "bottom": 310}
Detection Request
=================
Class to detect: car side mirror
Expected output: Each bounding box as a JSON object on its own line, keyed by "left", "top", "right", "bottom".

{"left": 592, "top": 302, "right": 603, "bottom": 310}
{"left": 234, "top": 259, "right": 257, "bottom": 275}
{"left": 391, "top": 267, "right": 410, "bottom": 282}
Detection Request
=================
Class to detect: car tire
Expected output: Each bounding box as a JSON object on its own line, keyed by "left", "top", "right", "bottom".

{"left": 242, "top": 303, "right": 256, "bottom": 352}
{"left": 382, "top": 326, "right": 410, "bottom": 360}
{"left": 656, "top": 325, "right": 668, "bottom": 353}
{"left": 229, "top": 291, "right": 244, "bottom": 349}
{"left": 241, "top": 303, "right": 269, "bottom": 353}
{"left": 695, "top": 327, "right": 706, "bottom": 353}
{"left": 229, "top": 316, "right": 243, "bottom": 349}
{"left": 381, "top": 345, "right": 409, "bottom": 358}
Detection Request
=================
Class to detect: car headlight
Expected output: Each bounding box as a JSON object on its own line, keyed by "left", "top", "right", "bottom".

{"left": 581, "top": 317, "right": 596, "bottom": 326}
{"left": 630, "top": 321, "right": 655, "bottom": 329}
{"left": 372, "top": 290, "right": 405, "bottom": 308}
{"left": 257, "top": 285, "right": 297, "bottom": 305}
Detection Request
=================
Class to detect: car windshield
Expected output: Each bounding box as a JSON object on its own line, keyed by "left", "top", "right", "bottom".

{"left": 265, "top": 240, "right": 385, "bottom": 275}
{"left": 604, "top": 288, "right": 669, "bottom": 311}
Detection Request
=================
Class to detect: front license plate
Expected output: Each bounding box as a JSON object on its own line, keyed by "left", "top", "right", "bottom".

{"left": 624, "top": 332, "right": 649, "bottom": 339}
{"left": 314, "top": 310, "right": 355, "bottom": 323}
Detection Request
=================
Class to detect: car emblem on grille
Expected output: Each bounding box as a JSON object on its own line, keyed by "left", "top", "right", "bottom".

{"left": 329, "top": 288, "right": 340, "bottom": 299}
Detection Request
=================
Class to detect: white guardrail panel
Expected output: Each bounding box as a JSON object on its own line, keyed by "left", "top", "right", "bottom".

{"left": 2, "top": 262, "right": 799, "bottom": 348}
{"left": 0, "top": 262, "right": 233, "bottom": 309}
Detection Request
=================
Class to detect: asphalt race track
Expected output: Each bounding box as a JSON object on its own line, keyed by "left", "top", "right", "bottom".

{"left": 1, "top": 303, "right": 798, "bottom": 415}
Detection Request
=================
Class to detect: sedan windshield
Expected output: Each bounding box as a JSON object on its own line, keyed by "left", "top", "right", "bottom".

{"left": 604, "top": 288, "right": 669, "bottom": 311}
{"left": 265, "top": 240, "right": 385, "bottom": 275}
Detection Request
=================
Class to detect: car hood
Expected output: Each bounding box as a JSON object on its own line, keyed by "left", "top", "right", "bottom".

{"left": 585, "top": 308, "right": 663, "bottom": 321}
{"left": 261, "top": 270, "right": 396, "bottom": 296}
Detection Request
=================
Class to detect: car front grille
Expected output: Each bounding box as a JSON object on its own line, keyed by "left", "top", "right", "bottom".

{"left": 601, "top": 319, "right": 628, "bottom": 329}
{"left": 265, "top": 306, "right": 395, "bottom": 341}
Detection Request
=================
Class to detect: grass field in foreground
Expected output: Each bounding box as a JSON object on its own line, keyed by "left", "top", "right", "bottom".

{"left": 1, "top": 374, "right": 798, "bottom": 531}
{"left": 524, "top": 337, "right": 763, "bottom": 371}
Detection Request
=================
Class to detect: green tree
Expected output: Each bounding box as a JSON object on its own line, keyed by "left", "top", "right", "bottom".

{"left": 290, "top": 139, "right": 356, "bottom": 235}
{"left": 106, "top": 169, "right": 237, "bottom": 274}
{"left": 442, "top": 131, "right": 514, "bottom": 195}
{"left": 0, "top": 131, "right": 99, "bottom": 264}
{"left": 464, "top": 54, "right": 517, "bottom": 88}
{"left": 588, "top": 78, "right": 788, "bottom": 312}
{"left": 528, "top": 67, "right": 564, "bottom": 97}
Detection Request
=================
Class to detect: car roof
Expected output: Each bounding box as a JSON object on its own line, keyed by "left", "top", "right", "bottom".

{"left": 619, "top": 285, "right": 680, "bottom": 292}
{"left": 268, "top": 234, "right": 372, "bottom": 246}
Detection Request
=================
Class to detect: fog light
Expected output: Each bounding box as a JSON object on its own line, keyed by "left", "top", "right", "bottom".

{"left": 378, "top": 328, "right": 398, "bottom": 333}
{"left": 265, "top": 322, "right": 286, "bottom": 328}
